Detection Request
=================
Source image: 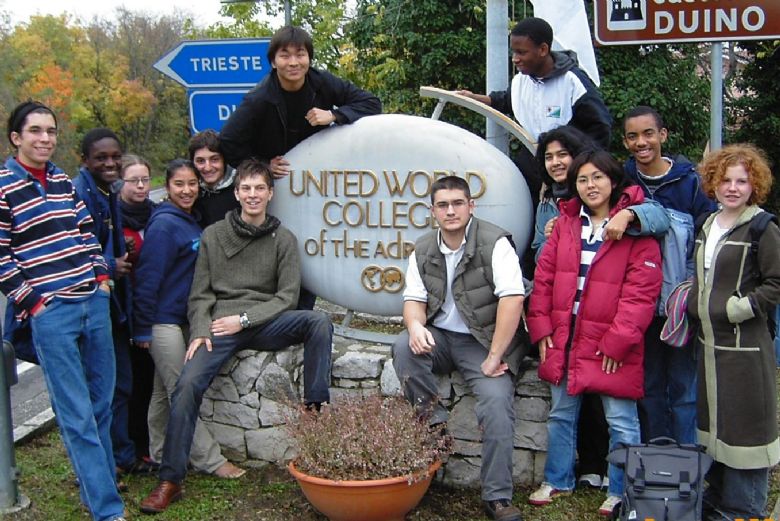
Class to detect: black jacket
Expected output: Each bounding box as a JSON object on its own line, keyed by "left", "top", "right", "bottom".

{"left": 220, "top": 68, "right": 382, "bottom": 168}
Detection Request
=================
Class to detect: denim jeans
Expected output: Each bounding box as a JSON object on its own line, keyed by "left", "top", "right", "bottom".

{"left": 639, "top": 316, "right": 697, "bottom": 444}
{"left": 544, "top": 378, "right": 641, "bottom": 497}
{"left": 30, "top": 290, "right": 125, "bottom": 521}
{"left": 110, "top": 323, "right": 136, "bottom": 469}
{"left": 159, "top": 310, "right": 333, "bottom": 483}
{"left": 703, "top": 461, "right": 769, "bottom": 521}
{"left": 392, "top": 327, "right": 516, "bottom": 502}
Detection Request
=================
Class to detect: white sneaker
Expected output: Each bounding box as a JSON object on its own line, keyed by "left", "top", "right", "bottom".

{"left": 598, "top": 495, "right": 621, "bottom": 516}
{"left": 528, "top": 483, "right": 571, "bottom": 506}
{"left": 578, "top": 473, "right": 602, "bottom": 488}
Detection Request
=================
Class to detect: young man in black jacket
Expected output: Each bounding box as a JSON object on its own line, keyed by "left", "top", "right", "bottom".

{"left": 220, "top": 25, "right": 382, "bottom": 179}
{"left": 189, "top": 129, "right": 240, "bottom": 228}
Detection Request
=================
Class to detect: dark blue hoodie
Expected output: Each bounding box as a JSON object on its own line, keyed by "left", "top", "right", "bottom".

{"left": 132, "top": 201, "right": 201, "bottom": 342}
{"left": 624, "top": 155, "right": 717, "bottom": 220}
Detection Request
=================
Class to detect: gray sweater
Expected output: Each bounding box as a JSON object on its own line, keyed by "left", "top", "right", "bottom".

{"left": 187, "top": 216, "right": 301, "bottom": 340}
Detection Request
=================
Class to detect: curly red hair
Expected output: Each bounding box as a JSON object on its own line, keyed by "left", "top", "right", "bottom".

{"left": 699, "top": 143, "right": 773, "bottom": 206}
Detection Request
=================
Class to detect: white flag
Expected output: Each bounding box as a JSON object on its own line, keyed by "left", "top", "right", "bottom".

{"left": 530, "top": 0, "right": 600, "bottom": 86}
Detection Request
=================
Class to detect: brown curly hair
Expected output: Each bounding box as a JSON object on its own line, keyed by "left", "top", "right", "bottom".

{"left": 699, "top": 143, "right": 773, "bottom": 206}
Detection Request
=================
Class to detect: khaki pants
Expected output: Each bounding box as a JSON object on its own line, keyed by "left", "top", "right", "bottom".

{"left": 148, "top": 324, "right": 226, "bottom": 473}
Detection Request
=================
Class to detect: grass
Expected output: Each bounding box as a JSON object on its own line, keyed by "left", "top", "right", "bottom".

{"left": 6, "top": 369, "right": 780, "bottom": 520}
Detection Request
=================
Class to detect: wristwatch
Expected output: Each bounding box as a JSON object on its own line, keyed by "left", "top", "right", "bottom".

{"left": 239, "top": 312, "right": 251, "bottom": 329}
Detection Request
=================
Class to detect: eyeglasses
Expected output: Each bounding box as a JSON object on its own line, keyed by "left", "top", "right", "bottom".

{"left": 124, "top": 177, "right": 151, "bottom": 186}
{"left": 433, "top": 199, "right": 468, "bottom": 211}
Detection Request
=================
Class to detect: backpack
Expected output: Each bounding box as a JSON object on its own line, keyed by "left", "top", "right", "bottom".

{"left": 694, "top": 210, "right": 778, "bottom": 338}
{"left": 608, "top": 437, "right": 713, "bottom": 521}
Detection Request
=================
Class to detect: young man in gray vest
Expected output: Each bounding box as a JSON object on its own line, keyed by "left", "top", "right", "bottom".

{"left": 393, "top": 176, "right": 526, "bottom": 521}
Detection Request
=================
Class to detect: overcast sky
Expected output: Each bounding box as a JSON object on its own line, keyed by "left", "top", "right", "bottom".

{"left": 6, "top": 0, "right": 233, "bottom": 27}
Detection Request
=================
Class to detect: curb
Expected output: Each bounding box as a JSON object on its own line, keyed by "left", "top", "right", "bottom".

{"left": 13, "top": 408, "right": 55, "bottom": 445}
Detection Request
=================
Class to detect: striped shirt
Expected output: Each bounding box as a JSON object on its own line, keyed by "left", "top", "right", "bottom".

{"left": 0, "top": 157, "right": 108, "bottom": 318}
{"left": 573, "top": 206, "right": 606, "bottom": 315}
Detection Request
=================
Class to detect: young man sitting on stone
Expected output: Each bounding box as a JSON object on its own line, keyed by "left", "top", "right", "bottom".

{"left": 392, "top": 175, "right": 527, "bottom": 521}
{"left": 139, "top": 158, "right": 333, "bottom": 514}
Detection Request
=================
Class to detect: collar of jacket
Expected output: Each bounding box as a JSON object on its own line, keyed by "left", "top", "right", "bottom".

{"left": 5, "top": 156, "right": 61, "bottom": 179}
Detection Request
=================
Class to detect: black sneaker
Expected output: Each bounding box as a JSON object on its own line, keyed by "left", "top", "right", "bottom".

{"left": 483, "top": 498, "right": 523, "bottom": 521}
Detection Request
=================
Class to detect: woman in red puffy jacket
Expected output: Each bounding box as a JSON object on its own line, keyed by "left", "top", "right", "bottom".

{"left": 526, "top": 149, "right": 663, "bottom": 516}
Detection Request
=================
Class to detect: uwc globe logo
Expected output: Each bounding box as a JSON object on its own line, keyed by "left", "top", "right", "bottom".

{"left": 269, "top": 114, "right": 533, "bottom": 316}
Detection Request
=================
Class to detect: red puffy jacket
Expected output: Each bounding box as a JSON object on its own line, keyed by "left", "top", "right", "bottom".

{"left": 527, "top": 185, "right": 662, "bottom": 400}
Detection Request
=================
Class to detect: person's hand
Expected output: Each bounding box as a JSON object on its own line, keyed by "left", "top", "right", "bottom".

{"left": 597, "top": 351, "right": 623, "bottom": 374}
{"left": 98, "top": 281, "right": 111, "bottom": 294}
{"left": 211, "top": 315, "right": 242, "bottom": 337}
{"left": 538, "top": 335, "right": 553, "bottom": 363}
{"left": 604, "top": 209, "right": 633, "bottom": 241}
{"left": 135, "top": 340, "right": 151, "bottom": 350}
{"left": 481, "top": 353, "right": 509, "bottom": 377}
{"left": 125, "top": 236, "right": 136, "bottom": 256}
{"left": 408, "top": 322, "right": 435, "bottom": 355}
{"left": 544, "top": 217, "right": 558, "bottom": 239}
{"left": 115, "top": 253, "right": 132, "bottom": 278}
{"left": 306, "top": 108, "right": 336, "bottom": 127}
{"left": 186, "top": 337, "right": 212, "bottom": 361}
{"left": 269, "top": 156, "right": 291, "bottom": 178}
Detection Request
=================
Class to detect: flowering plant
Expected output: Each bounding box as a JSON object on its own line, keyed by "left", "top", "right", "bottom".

{"left": 285, "top": 394, "right": 451, "bottom": 482}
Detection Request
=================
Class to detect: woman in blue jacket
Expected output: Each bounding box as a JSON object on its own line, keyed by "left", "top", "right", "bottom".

{"left": 133, "top": 159, "right": 244, "bottom": 479}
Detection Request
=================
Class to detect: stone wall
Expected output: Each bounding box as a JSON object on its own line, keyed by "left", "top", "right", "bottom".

{"left": 200, "top": 334, "right": 550, "bottom": 488}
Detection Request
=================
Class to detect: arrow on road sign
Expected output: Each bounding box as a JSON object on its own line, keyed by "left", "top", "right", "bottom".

{"left": 154, "top": 38, "right": 271, "bottom": 88}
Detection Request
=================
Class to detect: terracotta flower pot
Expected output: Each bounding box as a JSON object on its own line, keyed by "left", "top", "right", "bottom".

{"left": 288, "top": 459, "right": 442, "bottom": 521}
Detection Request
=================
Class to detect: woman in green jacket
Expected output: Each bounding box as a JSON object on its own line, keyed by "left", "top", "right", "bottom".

{"left": 688, "top": 144, "right": 780, "bottom": 521}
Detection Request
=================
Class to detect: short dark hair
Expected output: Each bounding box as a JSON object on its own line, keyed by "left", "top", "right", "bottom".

{"left": 81, "top": 128, "right": 122, "bottom": 159}
{"left": 623, "top": 105, "right": 665, "bottom": 134}
{"left": 567, "top": 149, "right": 632, "bottom": 209}
{"left": 235, "top": 158, "right": 273, "bottom": 189}
{"left": 430, "top": 175, "right": 470, "bottom": 204}
{"left": 188, "top": 129, "right": 222, "bottom": 162}
{"left": 7, "top": 100, "right": 57, "bottom": 147}
{"left": 510, "top": 17, "right": 553, "bottom": 47}
{"left": 536, "top": 125, "right": 597, "bottom": 186}
{"left": 267, "top": 26, "right": 314, "bottom": 64}
{"left": 164, "top": 158, "right": 200, "bottom": 185}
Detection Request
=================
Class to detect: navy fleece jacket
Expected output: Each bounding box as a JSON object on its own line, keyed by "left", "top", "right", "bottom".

{"left": 132, "top": 202, "right": 202, "bottom": 342}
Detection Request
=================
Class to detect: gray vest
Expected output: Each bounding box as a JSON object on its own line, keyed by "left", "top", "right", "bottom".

{"left": 414, "top": 217, "right": 526, "bottom": 374}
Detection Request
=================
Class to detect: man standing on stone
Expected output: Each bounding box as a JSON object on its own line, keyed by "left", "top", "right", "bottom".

{"left": 140, "top": 158, "right": 333, "bottom": 514}
{"left": 393, "top": 176, "right": 526, "bottom": 521}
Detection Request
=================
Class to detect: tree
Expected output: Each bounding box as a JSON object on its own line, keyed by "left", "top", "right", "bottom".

{"left": 597, "top": 44, "right": 711, "bottom": 162}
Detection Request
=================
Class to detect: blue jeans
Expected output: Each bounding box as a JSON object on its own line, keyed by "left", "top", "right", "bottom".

{"left": 639, "top": 316, "right": 697, "bottom": 444}
{"left": 703, "top": 462, "right": 769, "bottom": 521}
{"left": 544, "top": 378, "right": 640, "bottom": 497}
{"left": 159, "top": 310, "right": 333, "bottom": 483}
{"left": 110, "top": 323, "right": 136, "bottom": 469}
{"left": 392, "top": 327, "right": 516, "bottom": 502}
{"left": 30, "top": 290, "right": 125, "bottom": 521}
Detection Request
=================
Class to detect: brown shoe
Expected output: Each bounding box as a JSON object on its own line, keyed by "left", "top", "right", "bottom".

{"left": 139, "top": 481, "right": 182, "bottom": 514}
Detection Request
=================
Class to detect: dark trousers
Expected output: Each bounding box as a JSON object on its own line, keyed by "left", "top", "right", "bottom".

{"left": 576, "top": 393, "right": 610, "bottom": 477}
{"left": 159, "top": 310, "right": 333, "bottom": 484}
{"left": 703, "top": 461, "right": 769, "bottom": 521}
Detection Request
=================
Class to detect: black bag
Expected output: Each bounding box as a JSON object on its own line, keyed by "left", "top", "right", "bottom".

{"left": 607, "top": 437, "right": 713, "bottom": 521}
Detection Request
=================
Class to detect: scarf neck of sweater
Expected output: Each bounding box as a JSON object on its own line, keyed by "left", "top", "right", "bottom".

{"left": 551, "top": 182, "right": 570, "bottom": 201}
{"left": 120, "top": 198, "right": 155, "bottom": 230}
{"left": 228, "top": 207, "right": 280, "bottom": 238}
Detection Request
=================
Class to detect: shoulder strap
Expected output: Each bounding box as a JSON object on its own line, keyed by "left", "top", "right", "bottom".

{"left": 749, "top": 211, "right": 778, "bottom": 255}
{"left": 694, "top": 211, "right": 715, "bottom": 235}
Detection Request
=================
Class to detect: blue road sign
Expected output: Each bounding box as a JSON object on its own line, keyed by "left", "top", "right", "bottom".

{"left": 154, "top": 38, "right": 271, "bottom": 88}
{"left": 188, "top": 89, "right": 249, "bottom": 133}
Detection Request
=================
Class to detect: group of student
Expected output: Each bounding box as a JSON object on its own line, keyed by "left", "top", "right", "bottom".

{"left": 1, "top": 17, "right": 777, "bottom": 521}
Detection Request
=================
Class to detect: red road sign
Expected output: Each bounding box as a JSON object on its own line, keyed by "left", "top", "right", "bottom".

{"left": 594, "top": 0, "right": 780, "bottom": 45}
